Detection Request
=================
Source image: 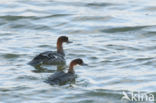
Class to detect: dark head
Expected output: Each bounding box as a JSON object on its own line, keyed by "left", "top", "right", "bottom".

{"left": 57, "top": 36, "right": 71, "bottom": 44}
{"left": 68, "top": 58, "right": 87, "bottom": 74}
{"left": 71, "top": 58, "right": 86, "bottom": 66}
{"left": 57, "top": 36, "right": 72, "bottom": 55}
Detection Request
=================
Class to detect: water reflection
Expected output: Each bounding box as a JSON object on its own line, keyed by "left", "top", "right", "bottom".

{"left": 32, "top": 64, "right": 66, "bottom": 73}
{"left": 0, "top": 0, "right": 156, "bottom": 103}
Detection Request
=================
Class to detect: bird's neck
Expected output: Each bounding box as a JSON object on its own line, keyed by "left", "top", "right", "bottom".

{"left": 57, "top": 41, "right": 64, "bottom": 55}
{"left": 68, "top": 63, "right": 75, "bottom": 74}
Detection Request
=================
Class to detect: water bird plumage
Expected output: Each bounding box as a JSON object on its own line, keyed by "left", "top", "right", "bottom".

{"left": 28, "top": 36, "right": 72, "bottom": 66}
{"left": 45, "top": 58, "right": 87, "bottom": 85}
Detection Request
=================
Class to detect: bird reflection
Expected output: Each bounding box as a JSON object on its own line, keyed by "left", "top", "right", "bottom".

{"left": 32, "top": 64, "right": 66, "bottom": 73}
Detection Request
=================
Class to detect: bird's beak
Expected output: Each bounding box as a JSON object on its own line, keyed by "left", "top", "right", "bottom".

{"left": 82, "top": 63, "right": 88, "bottom": 66}
{"left": 67, "top": 41, "right": 72, "bottom": 43}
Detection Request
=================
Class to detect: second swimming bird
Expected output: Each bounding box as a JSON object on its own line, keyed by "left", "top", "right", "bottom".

{"left": 45, "top": 58, "right": 87, "bottom": 85}
{"left": 28, "top": 36, "right": 72, "bottom": 66}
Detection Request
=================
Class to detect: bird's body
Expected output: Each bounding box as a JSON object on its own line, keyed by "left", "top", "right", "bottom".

{"left": 45, "top": 71, "right": 77, "bottom": 85}
{"left": 28, "top": 36, "right": 71, "bottom": 66}
{"left": 45, "top": 58, "right": 86, "bottom": 85}
{"left": 29, "top": 51, "right": 65, "bottom": 66}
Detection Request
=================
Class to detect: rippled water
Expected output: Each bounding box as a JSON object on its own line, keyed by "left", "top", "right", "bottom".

{"left": 0, "top": 0, "right": 156, "bottom": 103}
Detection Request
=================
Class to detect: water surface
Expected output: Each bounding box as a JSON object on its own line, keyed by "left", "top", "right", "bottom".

{"left": 0, "top": 0, "right": 156, "bottom": 103}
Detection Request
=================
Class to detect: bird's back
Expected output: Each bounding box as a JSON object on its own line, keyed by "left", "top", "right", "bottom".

{"left": 29, "top": 51, "right": 65, "bottom": 66}
{"left": 45, "top": 71, "right": 76, "bottom": 85}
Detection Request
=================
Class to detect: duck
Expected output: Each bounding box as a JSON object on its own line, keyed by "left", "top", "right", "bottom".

{"left": 45, "top": 58, "right": 87, "bottom": 85}
{"left": 28, "top": 36, "right": 72, "bottom": 66}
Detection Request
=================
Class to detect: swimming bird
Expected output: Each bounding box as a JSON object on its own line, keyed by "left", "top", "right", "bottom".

{"left": 45, "top": 58, "right": 87, "bottom": 85}
{"left": 28, "top": 36, "right": 72, "bottom": 66}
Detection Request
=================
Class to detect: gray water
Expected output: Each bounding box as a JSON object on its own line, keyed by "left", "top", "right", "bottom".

{"left": 0, "top": 0, "right": 156, "bottom": 103}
